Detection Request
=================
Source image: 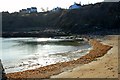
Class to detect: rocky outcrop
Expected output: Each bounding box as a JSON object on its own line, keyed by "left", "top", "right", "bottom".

{"left": 0, "top": 60, "right": 7, "bottom": 80}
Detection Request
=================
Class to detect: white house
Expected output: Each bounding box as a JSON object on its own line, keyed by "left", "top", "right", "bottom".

{"left": 20, "top": 7, "right": 37, "bottom": 13}
{"left": 27, "top": 8, "right": 31, "bottom": 13}
{"left": 20, "top": 9, "right": 27, "bottom": 13}
{"left": 30, "top": 7, "right": 37, "bottom": 13}
{"left": 69, "top": 2, "right": 81, "bottom": 9}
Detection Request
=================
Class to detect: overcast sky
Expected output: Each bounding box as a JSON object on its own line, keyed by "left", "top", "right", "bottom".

{"left": 0, "top": 0, "right": 105, "bottom": 13}
{"left": 104, "top": 0, "right": 120, "bottom": 2}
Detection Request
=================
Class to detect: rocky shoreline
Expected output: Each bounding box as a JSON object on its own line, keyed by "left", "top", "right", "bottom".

{"left": 6, "top": 37, "right": 112, "bottom": 79}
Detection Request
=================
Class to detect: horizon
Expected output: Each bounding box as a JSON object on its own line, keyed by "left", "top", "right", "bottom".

{"left": 0, "top": 0, "right": 104, "bottom": 13}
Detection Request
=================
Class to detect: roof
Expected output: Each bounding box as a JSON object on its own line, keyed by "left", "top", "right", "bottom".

{"left": 27, "top": 8, "right": 31, "bottom": 10}
{"left": 69, "top": 2, "right": 81, "bottom": 8}
{"left": 22, "top": 9, "right": 27, "bottom": 11}
{"left": 69, "top": 3, "right": 81, "bottom": 9}
{"left": 31, "top": 7, "right": 37, "bottom": 9}
{"left": 75, "top": 3, "right": 81, "bottom": 6}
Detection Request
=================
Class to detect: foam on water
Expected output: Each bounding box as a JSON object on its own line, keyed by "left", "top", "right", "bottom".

{"left": 0, "top": 38, "right": 91, "bottom": 73}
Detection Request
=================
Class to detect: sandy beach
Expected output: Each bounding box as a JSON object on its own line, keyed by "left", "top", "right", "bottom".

{"left": 51, "top": 35, "right": 119, "bottom": 78}
{"left": 6, "top": 35, "right": 118, "bottom": 79}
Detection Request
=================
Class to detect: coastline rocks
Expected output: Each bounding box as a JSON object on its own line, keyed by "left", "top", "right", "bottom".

{"left": 0, "top": 60, "right": 7, "bottom": 80}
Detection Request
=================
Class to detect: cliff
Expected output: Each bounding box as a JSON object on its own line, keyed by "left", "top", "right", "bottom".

{"left": 57, "top": 2, "right": 120, "bottom": 34}
{"left": 2, "top": 2, "right": 120, "bottom": 36}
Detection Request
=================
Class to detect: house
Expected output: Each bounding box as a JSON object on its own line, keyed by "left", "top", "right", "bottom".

{"left": 69, "top": 2, "right": 81, "bottom": 9}
{"left": 31, "top": 7, "right": 37, "bottom": 13}
{"left": 51, "top": 7, "right": 62, "bottom": 12}
{"left": 27, "top": 8, "right": 31, "bottom": 13}
{"left": 19, "top": 7, "right": 37, "bottom": 13}
{"left": 19, "top": 9, "right": 27, "bottom": 13}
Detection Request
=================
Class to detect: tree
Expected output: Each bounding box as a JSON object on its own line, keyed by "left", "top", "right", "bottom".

{"left": 41, "top": 7, "right": 45, "bottom": 12}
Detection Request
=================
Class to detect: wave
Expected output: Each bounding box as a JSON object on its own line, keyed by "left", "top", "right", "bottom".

{"left": 4, "top": 47, "right": 91, "bottom": 73}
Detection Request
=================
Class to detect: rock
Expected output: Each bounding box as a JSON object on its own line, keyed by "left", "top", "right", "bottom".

{"left": 0, "top": 60, "right": 7, "bottom": 80}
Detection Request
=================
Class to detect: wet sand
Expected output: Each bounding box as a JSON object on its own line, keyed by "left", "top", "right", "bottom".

{"left": 51, "top": 35, "right": 118, "bottom": 78}
{"left": 6, "top": 35, "right": 114, "bottom": 79}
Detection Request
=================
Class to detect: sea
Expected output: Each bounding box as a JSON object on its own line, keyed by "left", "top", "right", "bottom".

{"left": 0, "top": 37, "right": 91, "bottom": 73}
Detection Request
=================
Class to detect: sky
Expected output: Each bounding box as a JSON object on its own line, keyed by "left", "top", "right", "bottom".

{"left": 0, "top": 0, "right": 104, "bottom": 13}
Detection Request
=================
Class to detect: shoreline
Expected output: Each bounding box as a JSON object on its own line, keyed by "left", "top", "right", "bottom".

{"left": 51, "top": 35, "right": 118, "bottom": 78}
{"left": 6, "top": 36, "right": 113, "bottom": 78}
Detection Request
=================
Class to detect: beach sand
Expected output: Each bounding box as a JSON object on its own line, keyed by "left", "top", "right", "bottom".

{"left": 6, "top": 35, "right": 118, "bottom": 79}
{"left": 51, "top": 35, "right": 119, "bottom": 78}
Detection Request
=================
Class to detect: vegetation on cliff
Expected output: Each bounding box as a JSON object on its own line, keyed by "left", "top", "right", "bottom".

{"left": 2, "top": 2, "right": 120, "bottom": 36}
{"left": 57, "top": 2, "right": 120, "bottom": 34}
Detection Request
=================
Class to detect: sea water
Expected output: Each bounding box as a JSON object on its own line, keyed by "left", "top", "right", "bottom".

{"left": 0, "top": 37, "right": 91, "bottom": 73}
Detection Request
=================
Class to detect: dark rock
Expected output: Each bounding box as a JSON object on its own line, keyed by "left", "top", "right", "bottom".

{"left": 0, "top": 60, "right": 7, "bottom": 80}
